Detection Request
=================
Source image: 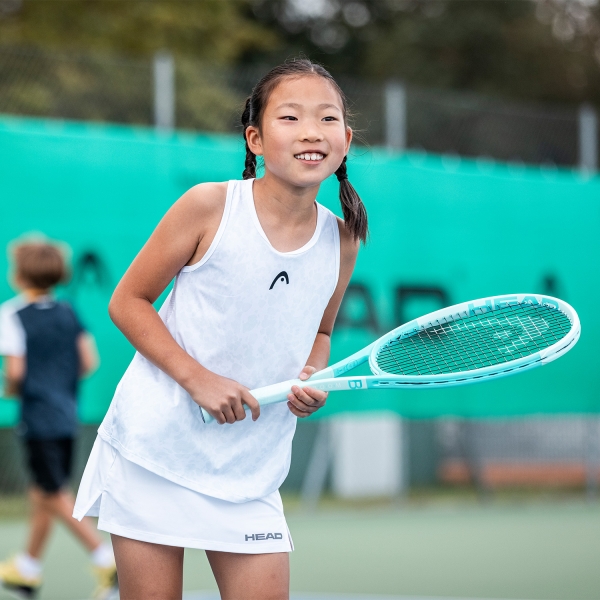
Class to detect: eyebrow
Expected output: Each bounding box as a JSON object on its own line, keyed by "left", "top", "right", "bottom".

{"left": 276, "top": 102, "right": 342, "bottom": 112}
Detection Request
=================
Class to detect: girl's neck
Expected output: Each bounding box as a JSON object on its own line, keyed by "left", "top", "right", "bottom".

{"left": 253, "top": 173, "right": 319, "bottom": 225}
{"left": 252, "top": 173, "right": 320, "bottom": 253}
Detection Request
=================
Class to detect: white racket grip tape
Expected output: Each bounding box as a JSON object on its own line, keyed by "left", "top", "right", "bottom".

{"left": 200, "top": 376, "right": 368, "bottom": 423}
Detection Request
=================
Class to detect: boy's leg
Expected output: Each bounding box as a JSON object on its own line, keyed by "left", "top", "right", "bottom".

{"left": 111, "top": 534, "right": 184, "bottom": 600}
{"left": 25, "top": 439, "right": 103, "bottom": 551}
{"left": 37, "top": 488, "right": 102, "bottom": 551}
{"left": 206, "top": 550, "right": 289, "bottom": 600}
{"left": 26, "top": 487, "right": 54, "bottom": 558}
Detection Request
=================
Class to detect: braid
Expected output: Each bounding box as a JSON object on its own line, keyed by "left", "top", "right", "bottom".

{"left": 243, "top": 143, "right": 256, "bottom": 180}
{"left": 241, "top": 97, "right": 256, "bottom": 180}
{"left": 336, "top": 156, "right": 368, "bottom": 243}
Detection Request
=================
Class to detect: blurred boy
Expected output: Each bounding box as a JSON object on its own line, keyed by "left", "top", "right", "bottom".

{"left": 0, "top": 240, "right": 117, "bottom": 600}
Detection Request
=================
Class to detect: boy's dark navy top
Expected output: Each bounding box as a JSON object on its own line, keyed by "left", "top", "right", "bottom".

{"left": 0, "top": 297, "right": 84, "bottom": 440}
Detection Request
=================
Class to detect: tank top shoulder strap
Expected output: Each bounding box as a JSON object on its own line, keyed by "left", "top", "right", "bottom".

{"left": 164, "top": 180, "right": 237, "bottom": 323}
{"left": 181, "top": 180, "right": 237, "bottom": 274}
{"left": 318, "top": 203, "right": 341, "bottom": 291}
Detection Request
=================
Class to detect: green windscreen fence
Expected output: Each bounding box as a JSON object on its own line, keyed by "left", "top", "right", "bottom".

{"left": 0, "top": 115, "right": 598, "bottom": 425}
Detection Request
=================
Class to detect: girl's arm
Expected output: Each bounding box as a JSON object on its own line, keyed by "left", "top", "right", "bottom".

{"left": 287, "top": 218, "right": 360, "bottom": 418}
{"left": 109, "top": 182, "right": 260, "bottom": 425}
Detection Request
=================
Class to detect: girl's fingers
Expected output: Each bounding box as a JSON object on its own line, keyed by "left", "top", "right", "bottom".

{"left": 288, "top": 387, "right": 327, "bottom": 414}
{"left": 211, "top": 409, "right": 226, "bottom": 425}
{"left": 287, "top": 400, "right": 310, "bottom": 418}
{"left": 298, "top": 365, "right": 317, "bottom": 381}
{"left": 287, "top": 394, "right": 311, "bottom": 413}
{"left": 304, "top": 387, "right": 328, "bottom": 403}
{"left": 292, "top": 385, "right": 328, "bottom": 406}
{"left": 241, "top": 390, "right": 261, "bottom": 421}
{"left": 231, "top": 398, "right": 247, "bottom": 421}
{"left": 221, "top": 404, "right": 237, "bottom": 424}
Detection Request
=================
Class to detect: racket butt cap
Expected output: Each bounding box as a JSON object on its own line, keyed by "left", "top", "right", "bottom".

{"left": 199, "top": 407, "right": 212, "bottom": 423}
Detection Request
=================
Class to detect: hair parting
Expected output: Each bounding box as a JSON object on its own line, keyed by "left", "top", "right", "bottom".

{"left": 240, "top": 58, "right": 368, "bottom": 244}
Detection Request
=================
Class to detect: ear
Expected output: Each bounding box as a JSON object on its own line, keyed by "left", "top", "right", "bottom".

{"left": 344, "top": 125, "right": 353, "bottom": 155}
{"left": 246, "top": 126, "right": 264, "bottom": 157}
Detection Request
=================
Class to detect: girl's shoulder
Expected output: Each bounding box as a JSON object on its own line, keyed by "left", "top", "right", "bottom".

{"left": 182, "top": 181, "right": 229, "bottom": 215}
{"left": 168, "top": 181, "right": 230, "bottom": 238}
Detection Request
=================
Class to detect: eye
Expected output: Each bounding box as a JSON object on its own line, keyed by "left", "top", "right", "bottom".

{"left": 322, "top": 116, "right": 338, "bottom": 122}
{"left": 280, "top": 116, "right": 298, "bottom": 121}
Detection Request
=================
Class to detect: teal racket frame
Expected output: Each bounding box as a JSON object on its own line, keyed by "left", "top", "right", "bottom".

{"left": 200, "top": 293, "right": 580, "bottom": 423}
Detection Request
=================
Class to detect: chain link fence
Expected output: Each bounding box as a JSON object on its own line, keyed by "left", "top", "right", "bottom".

{"left": 1, "top": 45, "right": 597, "bottom": 168}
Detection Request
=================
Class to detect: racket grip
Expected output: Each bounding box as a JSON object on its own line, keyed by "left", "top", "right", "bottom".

{"left": 200, "top": 378, "right": 302, "bottom": 424}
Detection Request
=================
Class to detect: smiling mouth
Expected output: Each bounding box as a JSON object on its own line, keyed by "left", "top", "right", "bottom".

{"left": 294, "top": 153, "right": 325, "bottom": 162}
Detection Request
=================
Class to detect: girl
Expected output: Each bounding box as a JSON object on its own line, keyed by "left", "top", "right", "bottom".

{"left": 73, "top": 58, "right": 368, "bottom": 600}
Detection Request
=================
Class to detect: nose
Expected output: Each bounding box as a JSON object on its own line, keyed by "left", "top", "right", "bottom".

{"left": 300, "top": 119, "right": 324, "bottom": 143}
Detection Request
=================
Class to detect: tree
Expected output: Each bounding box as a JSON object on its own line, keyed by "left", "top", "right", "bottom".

{"left": 247, "top": 0, "right": 600, "bottom": 105}
{"left": 0, "top": 0, "right": 279, "bottom": 128}
{"left": 0, "top": 0, "right": 278, "bottom": 62}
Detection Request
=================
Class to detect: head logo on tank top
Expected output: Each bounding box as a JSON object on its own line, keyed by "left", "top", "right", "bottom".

{"left": 269, "top": 271, "right": 289, "bottom": 290}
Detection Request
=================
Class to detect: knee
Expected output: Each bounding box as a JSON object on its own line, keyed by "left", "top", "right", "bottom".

{"left": 31, "top": 486, "right": 63, "bottom": 509}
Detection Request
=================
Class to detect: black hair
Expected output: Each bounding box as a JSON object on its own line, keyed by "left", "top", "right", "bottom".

{"left": 241, "top": 58, "right": 368, "bottom": 244}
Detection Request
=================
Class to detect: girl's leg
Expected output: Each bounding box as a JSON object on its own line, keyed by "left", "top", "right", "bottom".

{"left": 206, "top": 550, "right": 289, "bottom": 600}
{"left": 111, "top": 534, "right": 184, "bottom": 600}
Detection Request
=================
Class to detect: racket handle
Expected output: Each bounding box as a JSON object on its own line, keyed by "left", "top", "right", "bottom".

{"left": 200, "top": 378, "right": 303, "bottom": 423}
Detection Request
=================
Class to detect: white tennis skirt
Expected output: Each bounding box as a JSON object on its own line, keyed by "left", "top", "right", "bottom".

{"left": 73, "top": 437, "right": 293, "bottom": 554}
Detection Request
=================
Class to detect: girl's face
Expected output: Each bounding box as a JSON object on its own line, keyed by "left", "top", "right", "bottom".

{"left": 246, "top": 75, "right": 352, "bottom": 189}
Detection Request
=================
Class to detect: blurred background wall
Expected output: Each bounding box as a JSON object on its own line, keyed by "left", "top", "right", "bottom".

{"left": 1, "top": 0, "right": 599, "bottom": 503}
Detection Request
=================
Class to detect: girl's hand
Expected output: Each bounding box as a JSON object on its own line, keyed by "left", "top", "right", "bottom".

{"left": 287, "top": 365, "right": 328, "bottom": 418}
{"left": 188, "top": 370, "right": 260, "bottom": 425}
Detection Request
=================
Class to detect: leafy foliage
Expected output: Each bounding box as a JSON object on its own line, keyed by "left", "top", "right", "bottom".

{"left": 0, "top": 0, "right": 278, "bottom": 63}
{"left": 248, "top": 0, "right": 600, "bottom": 105}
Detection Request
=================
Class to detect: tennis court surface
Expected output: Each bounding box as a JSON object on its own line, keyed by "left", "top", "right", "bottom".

{"left": 1, "top": 497, "right": 599, "bottom": 600}
{"left": 183, "top": 594, "right": 534, "bottom": 599}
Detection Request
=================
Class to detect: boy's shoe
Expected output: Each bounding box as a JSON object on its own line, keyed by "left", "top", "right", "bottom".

{"left": 0, "top": 557, "right": 41, "bottom": 599}
{"left": 92, "top": 563, "right": 118, "bottom": 600}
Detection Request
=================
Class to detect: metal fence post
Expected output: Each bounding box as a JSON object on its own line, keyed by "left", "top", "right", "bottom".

{"left": 385, "top": 79, "right": 407, "bottom": 152}
{"left": 300, "top": 420, "right": 331, "bottom": 511}
{"left": 585, "top": 417, "right": 599, "bottom": 499}
{"left": 154, "top": 51, "right": 175, "bottom": 131}
{"left": 578, "top": 103, "right": 598, "bottom": 174}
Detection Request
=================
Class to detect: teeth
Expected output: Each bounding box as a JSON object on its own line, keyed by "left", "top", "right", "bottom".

{"left": 295, "top": 153, "right": 324, "bottom": 161}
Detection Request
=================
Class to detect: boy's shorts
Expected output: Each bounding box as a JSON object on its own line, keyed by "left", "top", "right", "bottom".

{"left": 25, "top": 438, "right": 74, "bottom": 493}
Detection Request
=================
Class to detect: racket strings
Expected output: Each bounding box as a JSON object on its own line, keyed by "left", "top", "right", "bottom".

{"left": 375, "top": 303, "right": 571, "bottom": 376}
{"left": 380, "top": 306, "right": 568, "bottom": 375}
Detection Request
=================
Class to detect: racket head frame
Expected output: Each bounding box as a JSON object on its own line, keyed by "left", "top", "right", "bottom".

{"left": 367, "top": 293, "right": 580, "bottom": 384}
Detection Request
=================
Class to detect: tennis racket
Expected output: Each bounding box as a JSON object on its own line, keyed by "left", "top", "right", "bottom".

{"left": 200, "top": 293, "right": 580, "bottom": 423}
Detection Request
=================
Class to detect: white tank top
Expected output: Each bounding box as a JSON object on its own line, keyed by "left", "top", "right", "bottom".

{"left": 98, "top": 179, "right": 340, "bottom": 503}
